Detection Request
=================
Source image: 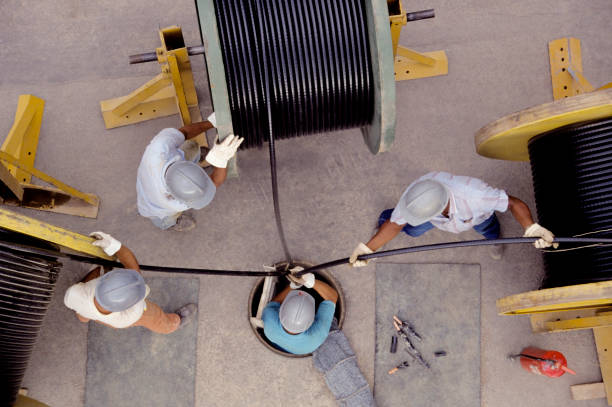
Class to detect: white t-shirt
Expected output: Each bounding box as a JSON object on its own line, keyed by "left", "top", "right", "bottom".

{"left": 391, "top": 171, "right": 509, "bottom": 233}
{"left": 136, "top": 128, "right": 191, "bottom": 219}
{"left": 64, "top": 277, "right": 150, "bottom": 328}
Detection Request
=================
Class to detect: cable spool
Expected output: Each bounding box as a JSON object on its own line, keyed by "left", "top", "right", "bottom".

{"left": 529, "top": 117, "right": 612, "bottom": 288}
{"left": 197, "top": 0, "right": 396, "bottom": 155}
{"left": 0, "top": 230, "right": 61, "bottom": 406}
{"left": 213, "top": 0, "right": 374, "bottom": 149}
{"left": 475, "top": 89, "right": 612, "bottom": 314}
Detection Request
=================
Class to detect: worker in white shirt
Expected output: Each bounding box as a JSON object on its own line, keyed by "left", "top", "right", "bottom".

{"left": 137, "top": 113, "right": 244, "bottom": 231}
{"left": 349, "top": 171, "right": 558, "bottom": 264}
{"left": 64, "top": 232, "right": 197, "bottom": 333}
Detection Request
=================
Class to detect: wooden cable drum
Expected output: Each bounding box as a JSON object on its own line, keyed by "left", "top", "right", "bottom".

{"left": 476, "top": 89, "right": 612, "bottom": 315}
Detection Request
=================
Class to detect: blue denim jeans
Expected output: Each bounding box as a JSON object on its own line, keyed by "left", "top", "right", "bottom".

{"left": 378, "top": 209, "right": 500, "bottom": 240}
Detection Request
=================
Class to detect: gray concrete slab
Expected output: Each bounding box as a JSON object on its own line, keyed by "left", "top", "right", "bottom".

{"left": 85, "top": 276, "right": 199, "bottom": 407}
{"left": 2, "top": 0, "right": 611, "bottom": 406}
{"left": 375, "top": 263, "right": 481, "bottom": 407}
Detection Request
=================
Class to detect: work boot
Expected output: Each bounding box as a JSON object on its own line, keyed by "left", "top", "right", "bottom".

{"left": 170, "top": 212, "right": 196, "bottom": 232}
{"left": 175, "top": 303, "right": 198, "bottom": 330}
{"left": 488, "top": 244, "right": 504, "bottom": 260}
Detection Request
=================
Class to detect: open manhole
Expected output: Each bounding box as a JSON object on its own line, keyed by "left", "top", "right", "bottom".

{"left": 248, "top": 260, "right": 345, "bottom": 358}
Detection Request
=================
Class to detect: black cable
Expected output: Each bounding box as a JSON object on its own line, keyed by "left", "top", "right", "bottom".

{"left": 2, "top": 236, "right": 612, "bottom": 279}
{"left": 255, "top": 0, "right": 291, "bottom": 263}
{"left": 295, "top": 237, "right": 612, "bottom": 276}
{"left": 529, "top": 117, "right": 612, "bottom": 287}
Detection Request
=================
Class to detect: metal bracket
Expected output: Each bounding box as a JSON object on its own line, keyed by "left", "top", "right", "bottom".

{"left": 1, "top": 95, "right": 99, "bottom": 218}
{"left": 388, "top": 0, "right": 448, "bottom": 81}
{"left": 99, "top": 26, "right": 208, "bottom": 148}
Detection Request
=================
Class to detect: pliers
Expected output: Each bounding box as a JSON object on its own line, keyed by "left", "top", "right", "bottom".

{"left": 393, "top": 316, "right": 429, "bottom": 368}
{"left": 393, "top": 315, "right": 422, "bottom": 342}
{"left": 388, "top": 360, "right": 410, "bottom": 375}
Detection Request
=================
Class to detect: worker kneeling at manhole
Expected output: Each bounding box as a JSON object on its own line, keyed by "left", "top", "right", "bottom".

{"left": 262, "top": 269, "right": 338, "bottom": 355}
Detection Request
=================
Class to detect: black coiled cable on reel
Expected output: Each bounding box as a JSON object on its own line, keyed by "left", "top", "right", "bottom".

{"left": 529, "top": 116, "right": 612, "bottom": 288}
{"left": 213, "top": 0, "right": 375, "bottom": 149}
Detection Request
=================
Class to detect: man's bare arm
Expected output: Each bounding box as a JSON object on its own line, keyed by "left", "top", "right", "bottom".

{"left": 312, "top": 280, "right": 338, "bottom": 304}
{"left": 178, "top": 121, "right": 215, "bottom": 140}
{"left": 508, "top": 195, "right": 536, "bottom": 229}
{"left": 271, "top": 285, "right": 292, "bottom": 303}
{"left": 210, "top": 167, "right": 227, "bottom": 187}
{"left": 77, "top": 313, "right": 90, "bottom": 323}
{"left": 365, "top": 220, "right": 404, "bottom": 251}
{"left": 115, "top": 245, "right": 140, "bottom": 271}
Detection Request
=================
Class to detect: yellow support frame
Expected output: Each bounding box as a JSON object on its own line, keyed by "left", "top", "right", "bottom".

{"left": 99, "top": 26, "right": 207, "bottom": 149}
{"left": 549, "top": 38, "right": 594, "bottom": 100}
{"left": 2, "top": 95, "right": 43, "bottom": 184}
{"left": 1, "top": 95, "right": 99, "bottom": 218}
{"left": 100, "top": 26, "right": 196, "bottom": 128}
{"left": 0, "top": 207, "right": 111, "bottom": 260}
{"left": 388, "top": 0, "right": 448, "bottom": 81}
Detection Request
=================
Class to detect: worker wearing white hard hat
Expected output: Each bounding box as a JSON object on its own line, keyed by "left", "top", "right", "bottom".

{"left": 64, "top": 232, "right": 197, "bottom": 333}
{"left": 262, "top": 271, "right": 338, "bottom": 355}
{"left": 349, "top": 171, "right": 558, "bottom": 264}
{"left": 136, "top": 112, "right": 244, "bottom": 231}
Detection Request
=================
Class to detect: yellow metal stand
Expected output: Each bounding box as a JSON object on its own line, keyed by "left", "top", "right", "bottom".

{"left": 14, "top": 394, "right": 50, "bottom": 407}
{"left": 549, "top": 38, "right": 594, "bottom": 100}
{"left": 0, "top": 207, "right": 111, "bottom": 260}
{"left": 0, "top": 95, "right": 99, "bottom": 218}
{"left": 389, "top": 0, "right": 448, "bottom": 81}
{"left": 99, "top": 26, "right": 208, "bottom": 148}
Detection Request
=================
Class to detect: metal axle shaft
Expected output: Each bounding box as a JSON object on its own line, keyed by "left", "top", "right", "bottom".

{"left": 128, "top": 45, "right": 206, "bottom": 64}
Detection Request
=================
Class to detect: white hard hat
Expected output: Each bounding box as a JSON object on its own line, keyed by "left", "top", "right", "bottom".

{"left": 279, "top": 290, "right": 316, "bottom": 334}
{"left": 94, "top": 268, "right": 146, "bottom": 312}
{"left": 396, "top": 179, "right": 449, "bottom": 226}
{"left": 164, "top": 161, "right": 216, "bottom": 209}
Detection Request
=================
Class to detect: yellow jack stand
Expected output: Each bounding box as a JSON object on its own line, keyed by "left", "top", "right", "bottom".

{"left": 0, "top": 95, "right": 99, "bottom": 218}
{"left": 389, "top": 0, "right": 448, "bottom": 81}
{"left": 548, "top": 37, "right": 612, "bottom": 100}
{"left": 99, "top": 26, "right": 208, "bottom": 147}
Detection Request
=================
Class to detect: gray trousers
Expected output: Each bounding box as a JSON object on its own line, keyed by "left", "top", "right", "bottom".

{"left": 313, "top": 326, "right": 376, "bottom": 407}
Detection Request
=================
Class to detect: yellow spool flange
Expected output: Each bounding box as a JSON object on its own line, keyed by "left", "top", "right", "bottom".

{"left": 497, "top": 280, "right": 612, "bottom": 315}
{"left": 475, "top": 88, "right": 612, "bottom": 161}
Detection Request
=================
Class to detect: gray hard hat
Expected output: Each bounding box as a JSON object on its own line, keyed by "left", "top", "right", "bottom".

{"left": 279, "top": 290, "right": 316, "bottom": 334}
{"left": 94, "top": 268, "right": 147, "bottom": 312}
{"left": 396, "top": 179, "right": 450, "bottom": 226}
{"left": 164, "top": 160, "right": 216, "bottom": 209}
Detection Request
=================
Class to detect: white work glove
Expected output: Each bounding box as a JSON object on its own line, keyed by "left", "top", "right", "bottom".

{"left": 523, "top": 223, "right": 559, "bottom": 249}
{"left": 287, "top": 266, "right": 315, "bottom": 289}
{"left": 349, "top": 243, "right": 374, "bottom": 267}
{"left": 89, "top": 231, "right": 122, "bottom": 256}
{"left": 205, "top": 134, "right": 244, "bottom": 168}
{"left": 206, "top": 112, "right": 217, "bottom": 127}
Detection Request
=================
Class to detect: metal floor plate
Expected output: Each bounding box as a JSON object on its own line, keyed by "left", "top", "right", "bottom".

{"left": 375, "top": 263, "right": 481, "bottom": 407}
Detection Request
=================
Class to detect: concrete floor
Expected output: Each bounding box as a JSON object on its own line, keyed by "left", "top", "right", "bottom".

{"left": 2, "top": 0, "right": 612, "bottom": 406}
